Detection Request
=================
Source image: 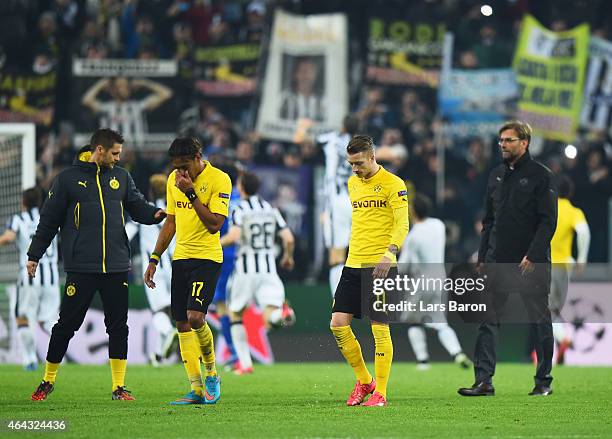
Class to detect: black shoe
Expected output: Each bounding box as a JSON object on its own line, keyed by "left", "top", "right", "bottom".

{"left": 529, "top": 385, "right": 553, "bottom": 396}
{"left": 458, "top": 381, "right": 495, "bottom": 396}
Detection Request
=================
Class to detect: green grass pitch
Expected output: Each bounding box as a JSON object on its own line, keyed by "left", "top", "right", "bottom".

{"left": 1, "top": 363, "right": 610, "bottom": 438}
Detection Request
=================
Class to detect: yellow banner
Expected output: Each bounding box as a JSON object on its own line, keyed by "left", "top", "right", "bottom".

{"left": 513, "top": 15, "right": 589, "bottom": 142}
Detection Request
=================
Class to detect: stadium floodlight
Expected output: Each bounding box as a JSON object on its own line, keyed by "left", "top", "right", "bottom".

{"left": 565, "top": 144, "right": 578, "bottom": 159}
{"left": 481, "top": 4, "right": 493, "bottom": 16}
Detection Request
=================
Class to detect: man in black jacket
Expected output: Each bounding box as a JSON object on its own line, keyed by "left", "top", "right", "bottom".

{"left": 458, "top": 120, "right": 557, "bottom": 397}
{"left": 27, "top": 128, "right": 166, "bottom": 401}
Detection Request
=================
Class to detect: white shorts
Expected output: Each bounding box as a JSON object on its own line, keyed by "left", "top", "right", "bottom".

{"left": 16, "top": 283, "right": 60, "bottom": 323}
{"left": 146, "top": 270, "right": 172, "bottom": 312}
{"left": 549, "top": 264, "right": 572, "bottom": 313}
{"left": 323, "top": 191, "right": 351, "bottom": 249}
{"left": 227, "top": 272, "right": 285, "bottom": 313}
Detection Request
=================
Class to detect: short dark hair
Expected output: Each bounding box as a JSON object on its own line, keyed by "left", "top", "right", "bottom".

{"left": 557, "top": 175, "right": 574, "bottom": 199}
{"left": 240, "top": 171, "right": 260, "bottom": 196}
{"left": 412, "top": 193, "right": 432, "bottom": 220}
{"left": 23, "top": 187, "right": 41, "bottom": 210}
{"left": 90, "top": 128, "right": 124, "bottom": 150}
{"left": 343, "top": 114, "right": 360, "bottom": 136}
{"left": 168, "top": 137, "right": 202, "bottom": 159}
{"left": 346, "top": 134, "right": 374, "bottom": 155}
{"left": 499, "top": 120, "right": 532, "bottom": 146}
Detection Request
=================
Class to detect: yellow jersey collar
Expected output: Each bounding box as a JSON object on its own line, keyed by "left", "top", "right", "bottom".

{"left": 360, "top": 165, "right": 384, "bottom": 183}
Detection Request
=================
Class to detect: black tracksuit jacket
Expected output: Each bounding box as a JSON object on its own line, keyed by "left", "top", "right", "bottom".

{"left": 28, "top": 147, "right": 162, "bottom": 273}
{"left": 478, "top": 151, "right": 558, "bottom": 264}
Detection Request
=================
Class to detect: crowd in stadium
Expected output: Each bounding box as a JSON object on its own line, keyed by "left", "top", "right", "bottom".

{"left": 0, "top": 0, "right": 611, "bottom": 269}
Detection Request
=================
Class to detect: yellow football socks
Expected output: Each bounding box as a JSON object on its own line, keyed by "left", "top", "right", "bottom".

{"left": 331, "top": 325, "right": 372, "bottom": 384}
{"left": 372, "top": 324, "right": 393, "bottom": 398}
{"left": 193, "top": 323, "right": 217, "bottom": 377}
{"left": 109, "top": 358, "right": 127, "bottom": 390}
{"left": 178, "top": 331, "right": 203, "bottom": 395}
{"left": 43, "top": 361, "right": 60, "bottom": 384}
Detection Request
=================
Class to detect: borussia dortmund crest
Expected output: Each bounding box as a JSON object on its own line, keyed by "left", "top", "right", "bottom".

{"left": 66, "top": 285, "right": 76, "bottom": 296}
{"left": 109, "top": 177, "right": 120, "bottom": 190}
{"left": 373, "top": 184, "right": 382, "bottom": 193}
{"left": 199, "top": 183, "right": 208, "bottom": 193}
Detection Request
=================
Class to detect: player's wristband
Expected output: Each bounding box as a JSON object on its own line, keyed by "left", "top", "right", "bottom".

{"left": 149, "top": 253, "right": 160, "bottom": 265}
{"left": 185, "top": 188, "right": 197, "bottom": 202}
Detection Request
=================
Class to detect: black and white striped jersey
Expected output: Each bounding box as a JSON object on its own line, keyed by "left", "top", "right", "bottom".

{"left": 125, "top": 199, "right": 175, "bottom": 272}
{"left": 98, "top": 100, "right": 148, "bottom": 147}
{"left": 7, "top": 208, "right": 59, "bottom": 287}
{"left": 230, "top": 195, "right": 288, "bottom": 275}
{"left": 318, "top": 131, "right": 352, "bottom": 196}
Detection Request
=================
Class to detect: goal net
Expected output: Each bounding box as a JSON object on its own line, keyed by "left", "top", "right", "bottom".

{"left": 0, "top": 123, "right": 35, "bottom": 361}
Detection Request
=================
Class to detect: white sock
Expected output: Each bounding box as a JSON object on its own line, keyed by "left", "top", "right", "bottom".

{"left": 17, "top": 325, "right": 37, "bottom": 366}
{"left": 408, "top": 326, "right": 429, "bottom": 362}
{"left": 152, "top": 311, "right": 174, "bottom": 356}
{"left": 551, "top": 309, "right": 567, "bottom": 343}
{"left": 427, "top": 322, "right": 463, "bottom": 357}
{"left": 329, "top": 264, "right": 343, "bottom": 297}
{"left": 230, "top": 322, "right": 252, "bottom": 369}
{"left": 552, "top": 322, "right": 566, "bottom": 344}
{"left": 267, "top": 308, "right": 283, "bottom": 326}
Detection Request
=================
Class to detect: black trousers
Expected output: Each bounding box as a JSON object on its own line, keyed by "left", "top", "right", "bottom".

{"left": 46, "top": 272, "right": 129, "bottom": 363}
{"left": 474, "top": 287, "right": 554, "bottom": 386}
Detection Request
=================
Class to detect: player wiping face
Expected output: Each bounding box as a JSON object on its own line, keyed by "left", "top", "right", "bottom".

{"left": 171, "top": 156, "right": 203, "bottom": 192}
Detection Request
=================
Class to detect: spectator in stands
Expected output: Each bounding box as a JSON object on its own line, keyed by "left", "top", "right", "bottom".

{"left": 34, "top": 12, "right": 60, "bottom": 60}
{"left": 239, "top": 1, "right": 266, "bottom": 43}
{"left": 471, "top": 25, "right": 513, "bottom": 68}
{"left": 87, "top": 0, "right": 122, "bottom": 54}
{"left": 209, "top": 13, "right": 234, "bottom": 45}
{"left": 53, "top": 0, "right": 82, "bottom": 41}
{"left": 457, "top": 50, "right": 479, "bottom": 69}
{"left": 298, "top": 138, "right": 320, "bottom": 165}
{"left": 0, "top": 0, "right": 34, "bottom": 68}
{"left": 172, "top": 21, "right": 194, "bottom": 61}
{"left": 397, "top": 91, "right": 432, "bottom": 149}
{"left": 76, "top": 18, "right": 108, "bottom": 58}
{"left": 356, "top": 86, "right": 391, "bottom": 142}
{"left": 122, "top": 4, "right": 166, "bottom": 58}
{"left": 236, "top": 139, "right": 256, "bottom": 167}
{"left": 283, "top": 147, "right": 302, "bottom": 168}
{"left": 168, "top": 0, "right": 218, "bottom": 46}
{"left": 376, "top": 128, "right": 408, "bottom": 172}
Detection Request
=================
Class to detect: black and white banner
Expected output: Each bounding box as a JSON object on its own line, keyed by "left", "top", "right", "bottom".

{"left": 71, "top": 59, "right": 182, "bottom": 150}
{"left": 581, "top": 37, "right": 612, "bottom": 136}
{"left": 256, "top": 10, "right": 348, "bottom": 142}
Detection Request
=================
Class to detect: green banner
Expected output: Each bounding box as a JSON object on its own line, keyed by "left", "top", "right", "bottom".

{"left": 513, "top": 15, "right": 589, "bottom": 142}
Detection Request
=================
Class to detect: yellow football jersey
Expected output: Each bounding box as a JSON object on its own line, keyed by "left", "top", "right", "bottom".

{"left": 166, "top": 161, "right": 232, "bottom": 262}
{"left": 551, "top": 198, "right": 587, "bottom": 264}
{"left": 346, "top": 166, "right": 409, "bottom": 268}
